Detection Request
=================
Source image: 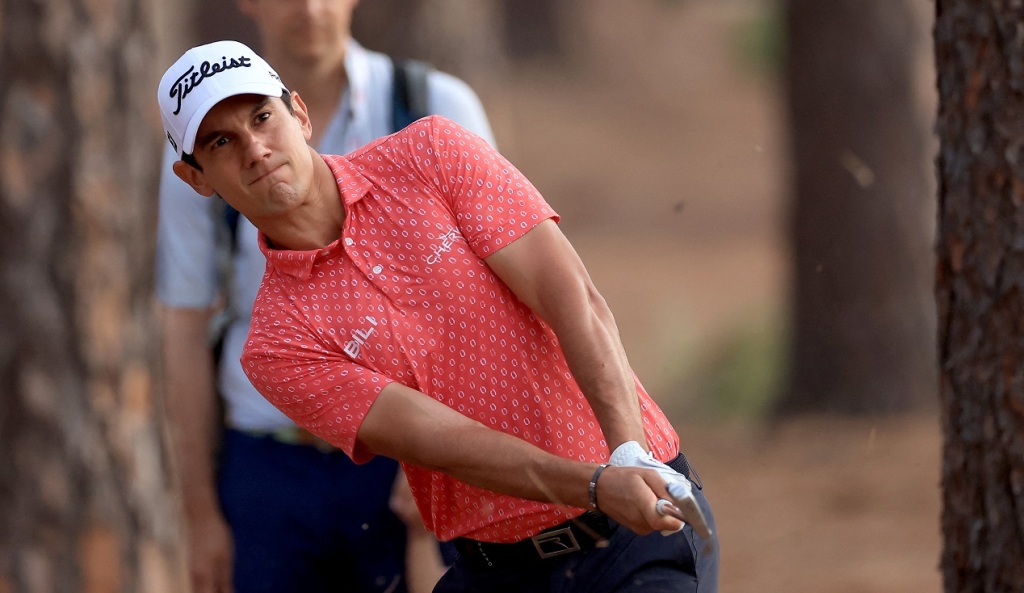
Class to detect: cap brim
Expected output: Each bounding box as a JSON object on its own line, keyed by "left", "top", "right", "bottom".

{"left": 180, "top": 81, "right": 287, "bottom": 156}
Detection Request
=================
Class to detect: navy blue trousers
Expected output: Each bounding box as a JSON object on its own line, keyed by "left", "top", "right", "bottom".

{"left": 217, "top": 429, "right": 409, "bottom": 593}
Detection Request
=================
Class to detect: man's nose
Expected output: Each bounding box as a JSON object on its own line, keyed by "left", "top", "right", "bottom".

{"left": 241, "top": 131, "right": 271, "bottom": 167}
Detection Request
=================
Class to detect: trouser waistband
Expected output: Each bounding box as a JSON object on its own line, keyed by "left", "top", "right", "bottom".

{"left": 453, "top": 510, "right": 612, "bottom": 571}
{"left": 454, "top": 451, "right": 701, "bottom": 571}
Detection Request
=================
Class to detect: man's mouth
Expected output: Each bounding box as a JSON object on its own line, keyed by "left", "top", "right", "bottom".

{"left": 249, "top": 163, "right": 283, "bottom": 186}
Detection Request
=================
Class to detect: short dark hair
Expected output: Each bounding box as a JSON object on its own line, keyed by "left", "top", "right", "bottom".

{"left": 181, "top": 90, "right": 294, "bottom": 171}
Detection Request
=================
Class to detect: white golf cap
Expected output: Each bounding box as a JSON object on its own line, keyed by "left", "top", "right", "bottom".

{"left": 157, "top": 40, "right": 287, "bottom": 159}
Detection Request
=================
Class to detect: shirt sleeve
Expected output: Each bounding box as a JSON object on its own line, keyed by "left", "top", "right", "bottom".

{"left": 417, "top": 115, "right": 559, "bottom": 258}
{"left": 154, "top": 143, "right": 221, "bottom": 308}
{"left": 424, "top": 70, "right": 497, "bottom": 148}
{"left": 240, "top": 285, "right": 394, "bottom": 462}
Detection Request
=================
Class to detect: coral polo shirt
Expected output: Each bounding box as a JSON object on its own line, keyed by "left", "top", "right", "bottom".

{"left": 242, "top": 116, "right": 680, "bottom": 542}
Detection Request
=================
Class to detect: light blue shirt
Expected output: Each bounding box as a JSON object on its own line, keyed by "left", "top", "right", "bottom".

{"left": 155, "top": 40, "right": 495, "bottom": 431}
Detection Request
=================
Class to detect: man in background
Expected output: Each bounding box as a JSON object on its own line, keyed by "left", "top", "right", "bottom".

{"left": 155, "top": 1, "right": 494, "bottom": 592}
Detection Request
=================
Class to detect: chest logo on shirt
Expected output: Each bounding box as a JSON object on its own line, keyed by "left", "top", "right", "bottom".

{"left": 426, "top": 228, "right": 461, "bottom": 265}
{"left": 343, "top": 316, "right": 379, "bottom": 359}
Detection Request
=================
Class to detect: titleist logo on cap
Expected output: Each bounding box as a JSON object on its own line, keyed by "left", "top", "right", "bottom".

{"left": 169, "top": 55, "right": 255, "bottom": 116}
{"left": 159, "top": 41, "right": 285, "bottom": 158}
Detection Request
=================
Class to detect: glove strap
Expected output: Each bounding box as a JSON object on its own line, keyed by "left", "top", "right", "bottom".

{"left": 588, "top": 463, "right": 610, "bottom": 511}
{"left": 609, "top": 440, "right": 648, "bottom": 466}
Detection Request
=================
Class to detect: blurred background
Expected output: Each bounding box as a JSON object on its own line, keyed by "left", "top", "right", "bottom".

{"left": 2, "top": 0, "right": 940, "bottom": 591}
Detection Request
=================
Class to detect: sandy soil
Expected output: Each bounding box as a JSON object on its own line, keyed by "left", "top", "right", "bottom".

{"left": 683, "top": 414, "right": 941, "bottom": 593}
{"left": 488, "top": 1, "right": 943, "bottom": 591}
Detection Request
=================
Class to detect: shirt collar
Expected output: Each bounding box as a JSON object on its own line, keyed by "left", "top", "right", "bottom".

{"left": 258, "top": 154, "right": 372, "bottom": 280}
{"left": 323, "top": 153, "right": 373, "bottom": 208}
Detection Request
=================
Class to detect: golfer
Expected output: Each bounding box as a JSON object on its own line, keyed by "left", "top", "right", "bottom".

{"left": 158, "top": 40, "right": 718, "bottom": 593}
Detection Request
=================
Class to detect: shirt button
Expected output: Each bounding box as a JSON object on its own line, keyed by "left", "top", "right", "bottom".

{"left": 372, "top": 265, "right": 383, "bottom": 274}
{"left": 344, "top": 237, "right": 355, "bottom": 246}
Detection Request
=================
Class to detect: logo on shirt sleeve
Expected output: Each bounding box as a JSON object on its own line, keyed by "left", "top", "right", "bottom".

{"left": 343, "top": 316, "right": 378, "bottom": 359}
{"left": 426, "top": 228, "right": 461, "bottom": 265}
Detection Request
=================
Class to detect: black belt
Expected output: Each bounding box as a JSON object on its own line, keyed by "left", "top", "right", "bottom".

{"left": 453, "top": 511, "right": 613, "bottom": 570}
{"left": 452, "top": 452, "right": 702, "bottom": 571}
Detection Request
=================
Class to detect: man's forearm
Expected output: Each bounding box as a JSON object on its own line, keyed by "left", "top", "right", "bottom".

{"left": 160, "top": 305, "right": 222, "bottom": 518}
{"left": 358, "top": 383, "right": 683, "bottom": 536}
{"left": 359, "top": 383, "right": 596, "bottom": 509}
{"left": 546, "top": 295, "right": 647, "bottom": 452}
{"left": 481, "top": 220, "right": 649, "bottom": 452}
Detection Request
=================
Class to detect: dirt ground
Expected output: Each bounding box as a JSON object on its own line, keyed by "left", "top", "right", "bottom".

{"left": 486, "top": 1, "right": 943, "bottom": 591}
{"left": 682, "top": 414, "right": 941, "bottom": 593}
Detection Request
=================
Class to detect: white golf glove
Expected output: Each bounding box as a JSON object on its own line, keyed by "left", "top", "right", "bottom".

{"left": 610, "top": 440, "right": 695, "bottom": 497}
{"left": 610, "top": 441, "right": 708, "bottom": 536}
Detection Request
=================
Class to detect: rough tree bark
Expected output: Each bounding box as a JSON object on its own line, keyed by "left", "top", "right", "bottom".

{"left": 0, "top": 1, "right": 185, "bottom": 591}
{"left": 778, "top": 0, "right": 936, "bottom": 415}
{"left": 936, "top": 1, "right": 1024, "bottom": 590}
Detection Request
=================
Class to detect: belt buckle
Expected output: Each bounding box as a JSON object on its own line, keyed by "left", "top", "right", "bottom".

{"left": 531, "top": 526, "right": 581, "bottom": 559}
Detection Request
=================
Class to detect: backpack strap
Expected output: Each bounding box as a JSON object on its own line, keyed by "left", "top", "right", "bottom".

{"left": 391, "top": 57, "right": 433, "bottom": 132}
{"left": 224, "top": 200, "right": 242, "bottom": 253}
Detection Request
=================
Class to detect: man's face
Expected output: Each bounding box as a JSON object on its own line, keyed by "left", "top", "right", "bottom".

{"left": 174, "top": 93, "right": 315, "bottom": 220}
{"left": 237, "top": 0, "right": 358, "bottom": 61}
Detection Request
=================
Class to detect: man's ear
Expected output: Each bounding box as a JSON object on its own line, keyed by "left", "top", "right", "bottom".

{"left": 290, "top": 92, "right": 314, "bottom": 142}
{"left": 172, "top": 160, "right": 217, "bottom": 198}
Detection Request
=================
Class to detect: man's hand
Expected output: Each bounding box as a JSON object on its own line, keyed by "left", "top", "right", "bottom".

{"left": 388, "top": 469, "right": 449, "bottom": 593}
{"left": 389, "top": 468, "right": 430, "bottom": 534}
{"left": 588, "top": 465, "right": 688, "bottom": 535}
{"left": 607, "top": 441, "right": 712, "bottom": 538}
{"left": 186, "top": 511, "right": 234, "bottom": 593}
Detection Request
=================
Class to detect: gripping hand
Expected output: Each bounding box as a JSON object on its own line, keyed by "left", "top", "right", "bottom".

{"left": 609, "top": 441, "right": 711, "bottom": 538}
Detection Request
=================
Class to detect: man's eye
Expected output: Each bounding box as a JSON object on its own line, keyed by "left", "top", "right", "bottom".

{"left": 211, "top": 136, "right": 230, "bottom": 150}
{"left": 256, "top": 111, "right": 271, "bottom": 124}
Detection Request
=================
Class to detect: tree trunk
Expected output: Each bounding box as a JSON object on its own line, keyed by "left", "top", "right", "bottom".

{"left": 0, "top": 1, "right": 186, "bottom": 591}
{"left": 778, "top": 0, "right": 936, "bottom": 415}
{"left": 936, "top": 1, "right": 1024, "bottom": 590}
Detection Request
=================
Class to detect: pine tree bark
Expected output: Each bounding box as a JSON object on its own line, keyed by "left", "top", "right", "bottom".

{"left": 778, "top": 0, "right": 936, "bottom": 415}
{"left": 936, "top": 1, "right": 1024, "bottom": 590}
{"left": 0, "top": 1, "right": 185, "bottom": 591}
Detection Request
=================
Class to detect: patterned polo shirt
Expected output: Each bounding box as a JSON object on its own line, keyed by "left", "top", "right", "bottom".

{"left": 241, "top": 116, "right": 680, "bottom": 542}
